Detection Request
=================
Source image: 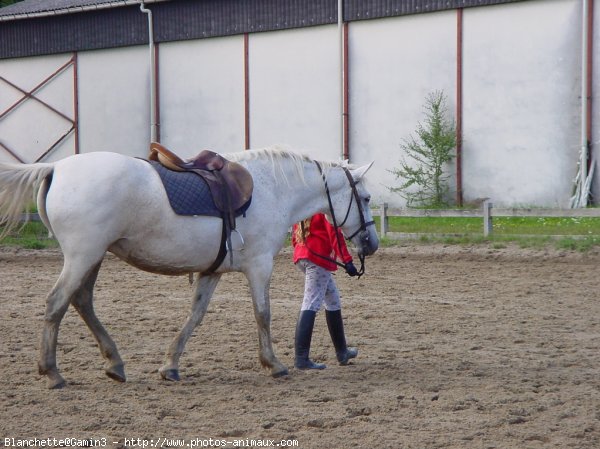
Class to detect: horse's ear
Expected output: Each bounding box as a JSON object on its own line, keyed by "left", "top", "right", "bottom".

{"left": 351, "top": 161, "right": 374, "bottom": 182}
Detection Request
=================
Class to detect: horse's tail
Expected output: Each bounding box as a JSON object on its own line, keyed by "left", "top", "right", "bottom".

{"left": 0, "top": 161, "right": 55, "bottom": 238}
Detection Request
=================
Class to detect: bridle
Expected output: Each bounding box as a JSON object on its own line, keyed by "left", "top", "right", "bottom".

{"left": 307, "top": 161, "right": 375, "bottom": 277}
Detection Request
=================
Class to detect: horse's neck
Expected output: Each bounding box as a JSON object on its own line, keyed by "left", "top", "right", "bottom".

{"left": 251, "top": 157, "right": 343, "bottom": 226}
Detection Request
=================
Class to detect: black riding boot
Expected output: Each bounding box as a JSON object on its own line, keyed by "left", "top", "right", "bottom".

{"left": 326, "top": 309, "right": 358, "bottom": 365}
{"left": 294, "top": 310, "right": 326, "bottom": 370}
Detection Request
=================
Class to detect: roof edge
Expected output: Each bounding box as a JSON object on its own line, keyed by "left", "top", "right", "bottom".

{"left": 0, "top": 0, "right": 167, "bottom": 22}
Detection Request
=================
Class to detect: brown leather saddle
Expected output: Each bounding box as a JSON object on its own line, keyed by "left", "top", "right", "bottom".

{"left": 149, "top": 142, "right": 253, "bottom": 272}
{"left": 149, "top": 142, "right": 252, "bottom": 212}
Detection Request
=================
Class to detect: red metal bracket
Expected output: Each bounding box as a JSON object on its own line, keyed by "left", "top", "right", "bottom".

{"left": 0, "top": 54, "right": 78, "bottom": 163}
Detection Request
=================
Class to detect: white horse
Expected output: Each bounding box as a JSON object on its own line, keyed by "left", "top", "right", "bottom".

{"left": 0, "top": 147, "right": 378, "bottom": 389}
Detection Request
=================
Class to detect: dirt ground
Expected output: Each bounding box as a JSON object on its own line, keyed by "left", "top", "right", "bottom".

{"left": 0, "top": 243, "right": 599, "bottom": 449}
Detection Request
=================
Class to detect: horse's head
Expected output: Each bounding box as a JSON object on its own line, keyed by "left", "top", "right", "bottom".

{"left": 322, "top": 162, "right": 379, "bottom": 258}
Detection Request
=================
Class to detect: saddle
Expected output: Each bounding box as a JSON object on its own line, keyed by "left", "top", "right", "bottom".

{"left": 149, "top": 142, "right": 252, "bottom": 213}
{"left": 149, "top": 142, "right": 254, "bottom": 272}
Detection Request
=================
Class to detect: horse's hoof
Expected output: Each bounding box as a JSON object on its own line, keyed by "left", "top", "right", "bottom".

{"left": 47, "top": 377, "right": 66, "bottom": 390}
{"left": 271, "top": 367, "right": 289, "bottom": 378}
{"left": 106, "top": 364, "right": 126, "bottom": 383}
{"left": 159, "top": 368, "right": 180, "bottom": 382}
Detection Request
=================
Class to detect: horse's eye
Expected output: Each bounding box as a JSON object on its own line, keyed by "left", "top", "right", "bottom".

{"left": 364, "top": 196, "right": 371, "bottom": 204}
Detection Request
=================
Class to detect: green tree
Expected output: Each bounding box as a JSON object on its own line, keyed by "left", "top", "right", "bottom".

{"left": 388, "top": 90, "right": 457, "bottom": 208}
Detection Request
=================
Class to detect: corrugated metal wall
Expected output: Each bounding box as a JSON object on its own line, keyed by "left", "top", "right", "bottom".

{"left": 0, "top": 0, "right": 526, "bottom": 59}
{"left": 345, "top": 0, "right": 524, "bottom": 20}
{"left": 0, "top": 7, "right": 147, "bottom": 59}
{"left": 153, "top": 0, "right": 337, "bottom": 41}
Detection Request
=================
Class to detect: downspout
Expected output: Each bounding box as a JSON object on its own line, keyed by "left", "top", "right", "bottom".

{"left": 73, "top": 52, "right": 80, "bottom": 154}
{"left": 244, "top": 33, "right": 250, "bottom": 150}
{"left": 572, "top": 0, "right": 594, "bottom": 207}
{"left": 585, "top": 0, "right": 594, "bottom": 200}
{"left": 338, "top": 0, "right": 346, "bottom": 160}
{"left": 342, "top": 22, "right": 350, "bottom": 161}
{"left": 456, "top": 8, "right": 463, "bottom": 207}
{"left": 140, "top": 1, "right": 159, "bottom": 143}
{"left": 580, "top": 0, "right": 590, "bottom": 204}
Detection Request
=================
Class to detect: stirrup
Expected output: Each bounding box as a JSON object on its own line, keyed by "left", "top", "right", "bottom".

{"left": 226, "top": 229, "right": 245, "bottom": 251}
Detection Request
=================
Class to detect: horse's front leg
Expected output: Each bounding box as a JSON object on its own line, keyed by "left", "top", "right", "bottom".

{"left": 159, "top": 273, "right": 221, "bottom": 381}
{"left": 246, "top": 259, "right": 288, "bottom": 378}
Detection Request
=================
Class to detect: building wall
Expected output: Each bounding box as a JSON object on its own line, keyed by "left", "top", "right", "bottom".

{"left": 0, "top": 0, "right": 592, "bottom": 207}
{"left": 462, "top": 0, "right": 581, "bottom": 207}
{"left": 160, "top": 35, "right": 246, "bottom": 157}
{"left": 349, "top": 10, "right": 457, "bottom": 205}
{"left": 592, "top": 0, "right": 600, "bottom": 203}
{"left": 249, "top": 25, "right": 341, "bottom": 161}
{"left": 0, "top": 53, "right": 76, "bottom": 163}
{"left": 78, "top": 46, "right": 150, "bottom": 157}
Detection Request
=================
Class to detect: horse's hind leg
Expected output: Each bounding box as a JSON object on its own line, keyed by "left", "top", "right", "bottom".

{"left": 38, "top": 280, "right": 71, "bottom": 389}
{"left": 38, "top": 256, "right": 107, "bottom": 389}
{"left": 246, "top": 260, "right": 288, "bottom": 378}
{"left": 70, "top": 262, "right": 125, "bottom": 383}
{"left": 159, "top": 273, "right": 221, "bottom": 381}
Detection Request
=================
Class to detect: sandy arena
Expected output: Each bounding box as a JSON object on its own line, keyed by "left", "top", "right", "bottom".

{"left": 0, "top": 244, "right": 599, "bottom": 448}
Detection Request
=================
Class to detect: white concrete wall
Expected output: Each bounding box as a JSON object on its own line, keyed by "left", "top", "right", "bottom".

{"left": 0, "top": 0, "right": 593, "bottom": 208}
{"left": 349, "top": 10, "right": 457, "bottom": 206}
{"left": 249, "top": 25, "right": 341, "bottom": 161}
{"left": 592, "top": 0, "right": 600, "bottom": 203}
{"left": 77, "top": 46, "right": 150, "bottom": 157}
{"left": 159, "top": 35, "right": 245, "bottom": 157}
{"left": 0, "top": 53, "right": 75, "bottom": 163}
{"left": 462, "top": 0, "right": 581, "bottom": 207}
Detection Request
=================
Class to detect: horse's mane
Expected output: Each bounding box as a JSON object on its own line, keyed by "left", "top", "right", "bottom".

{"left": 225, "top": 146, "right": 348, "bottom": 185}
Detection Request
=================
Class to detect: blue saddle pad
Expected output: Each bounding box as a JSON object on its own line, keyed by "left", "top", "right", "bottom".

{"left": 149, "top": 160, "right": 221, "bottom": 217}
{"left": 149, "top": 160, "right": 251, "bottom": 217}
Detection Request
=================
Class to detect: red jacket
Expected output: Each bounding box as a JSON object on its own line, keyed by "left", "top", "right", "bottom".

{"left": 292, "top": 214, "right": 353, "bottom": 271}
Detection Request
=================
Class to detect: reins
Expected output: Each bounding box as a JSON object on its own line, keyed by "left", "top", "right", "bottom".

{"left": 300, "top": 220, "right": 351, "bottom": 273}
{"left": 301, "top": 161, "right": 375, "bottom": 278}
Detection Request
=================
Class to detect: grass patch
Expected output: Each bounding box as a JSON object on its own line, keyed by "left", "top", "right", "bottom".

{"left": 0, "top": 221, "right": 57, "bottom": 249}
{"left": 3, "top": 215, "right": 600, "bottom": 252}
{"left": 373, "top": 215, "right": 600, "bottom": 251}
{"left": 374, "top": 216, "right": 600, "bottom": 236}
{"left": 380, "top": 233, "right": 600, "bottom": 252}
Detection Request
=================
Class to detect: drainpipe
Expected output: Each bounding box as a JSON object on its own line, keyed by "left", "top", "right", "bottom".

{"left": 140, "top": 1, "right": 159, "bottom": 143}
{"left": 244, "top": 33, "right": 250, "bottom": 150}
{"left": 584, "top": 0, "right": 594, "bottom": 199}
{"left": 342, "top": 22, "right": 350, "bottom": 162}
{"left": 73, "top": 52, "right": 80, "bottom": 154}
{"left": 338, "top": 0, "right": 346, "bottom": 160}
{"left": 456, "top": 8, "right": 463, "bottom": 207}
{"left": 573, "top": 0, "right": 594, "bottom": 207}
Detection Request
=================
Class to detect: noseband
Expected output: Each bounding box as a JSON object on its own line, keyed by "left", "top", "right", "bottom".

{"left": 314, "top": 161, "right": 375, "bottom": 277}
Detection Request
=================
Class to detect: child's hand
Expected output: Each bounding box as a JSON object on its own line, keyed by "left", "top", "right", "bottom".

{"left": 344, "top": 262, "right": 358, "bottom": 277}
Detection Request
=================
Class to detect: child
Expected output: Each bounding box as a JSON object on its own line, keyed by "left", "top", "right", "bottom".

{"left": 292, "top": 213, "right": 358, "bottom": 370}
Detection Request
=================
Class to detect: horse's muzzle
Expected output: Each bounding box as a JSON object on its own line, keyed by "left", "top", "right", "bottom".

{"left": 357, "top": 229, "right": 379, "bottom": 256}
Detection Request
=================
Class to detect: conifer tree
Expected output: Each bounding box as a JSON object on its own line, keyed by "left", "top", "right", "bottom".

{"left": 389, "top": 91, "right": 456, "bottom": 208}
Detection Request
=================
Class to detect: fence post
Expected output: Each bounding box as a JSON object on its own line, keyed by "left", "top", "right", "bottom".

{"left": 483, "top": 200, "right": 493, "bottom": 237}
{"left": 380, "top": 203, "right": 389, "bottom": 237}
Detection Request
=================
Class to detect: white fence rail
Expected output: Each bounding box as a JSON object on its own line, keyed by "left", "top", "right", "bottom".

{"left": 375, "top": 201, "right": 600, "bottom": 238}
{"left": 18, "top": 205, "right": 600, "bottom": 239}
